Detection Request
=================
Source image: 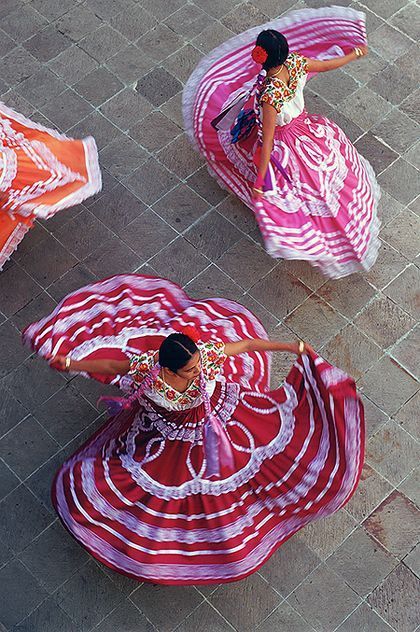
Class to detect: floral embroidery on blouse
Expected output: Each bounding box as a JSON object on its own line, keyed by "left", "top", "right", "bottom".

{"left": 128, "top": 340, "right": 226, "bottom": 406}
{"left": 259, "top": 52, "right": 308, "bottom": 113}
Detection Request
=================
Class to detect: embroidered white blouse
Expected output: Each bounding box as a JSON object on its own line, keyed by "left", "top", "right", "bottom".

{"left": 258, "top": 52, "right": 309, "bottom": 126}
{"left": 128, "top": 341, "right": 227, "bottom": 412}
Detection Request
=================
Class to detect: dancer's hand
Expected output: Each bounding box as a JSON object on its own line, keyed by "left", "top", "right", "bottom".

{"left": 352, "top": 45, "right": 368, "bottom": 60}
{"left": 252, "top": 188, "right": 263, "bottom": 202}
{"left": 46, "top": 353, "right": 68, "bottom": 370}
{"left": 295, "top": 341, "right": 315, "bottom": 356}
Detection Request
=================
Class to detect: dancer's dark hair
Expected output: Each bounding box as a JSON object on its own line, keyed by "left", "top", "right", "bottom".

{"left": 159, "top": 333, "right": 198, "bottom": 372}
{"left": 256, "top": 30, "right": 289, "bottom": 71}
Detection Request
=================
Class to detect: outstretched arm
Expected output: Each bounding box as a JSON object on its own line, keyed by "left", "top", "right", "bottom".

{"left": 305, "top": 45, "right": 368, "bottom": 73}
{"left": 224, "top": 339, "right": 313, "bottom": 357}
{"left": 48, "top": 354, "right": 131, "bottom": 375}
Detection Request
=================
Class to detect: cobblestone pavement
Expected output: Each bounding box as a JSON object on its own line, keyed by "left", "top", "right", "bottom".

{"left": 0, "top": 0, "right": 419, "bottom": 630}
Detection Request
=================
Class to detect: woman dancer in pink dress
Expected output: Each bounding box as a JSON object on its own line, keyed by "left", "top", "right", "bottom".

{"left": 24, "top": 274, "right": 364, "bottom": 584}
{"left": 183, "top": 6, "right": 380, "bottom": 278}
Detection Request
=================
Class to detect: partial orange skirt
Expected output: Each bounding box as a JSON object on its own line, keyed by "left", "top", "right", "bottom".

{"left": 0, "top": 103, "right": 102, "bottom": 269}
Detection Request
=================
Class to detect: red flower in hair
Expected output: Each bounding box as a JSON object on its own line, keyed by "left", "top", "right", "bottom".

{"left": 252, "top": 45, "right": 268, "bottom": 64}
{"left": 182, "top": 325, "right": 201, "bottom": 343}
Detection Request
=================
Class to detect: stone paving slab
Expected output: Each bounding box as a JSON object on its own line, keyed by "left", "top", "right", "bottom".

{"left": 0, "top": 0, "right": 418, "bottom": 630}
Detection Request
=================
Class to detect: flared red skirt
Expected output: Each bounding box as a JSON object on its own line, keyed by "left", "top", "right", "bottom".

{"left": 24, "top": 275, "right": 365, "bottom": 584}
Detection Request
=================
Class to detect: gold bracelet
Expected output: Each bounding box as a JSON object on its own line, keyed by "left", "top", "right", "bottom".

{"left": 354, "top": 47, "right": 363, "bottom": 58}
{"left": 298, "top": 340, "right": 305, "bottom": 354}
{"left": 65, "top": 356, "right": 71, "bottom": 370}
{"left": 253, "top": 187, "right": 263, "bottom": 193}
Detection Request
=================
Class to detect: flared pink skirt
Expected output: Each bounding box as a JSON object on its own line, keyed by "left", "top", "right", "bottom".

{"left": 183, "top": 6, "right": 380, "bottom": 278}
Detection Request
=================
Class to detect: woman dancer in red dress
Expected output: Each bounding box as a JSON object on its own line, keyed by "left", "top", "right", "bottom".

{"left": 24, "top": 274, "right": 364, "bottom": 584}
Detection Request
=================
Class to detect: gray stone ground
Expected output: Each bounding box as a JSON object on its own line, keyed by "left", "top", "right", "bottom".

{"left": 0, "top": 0, "right": 419, "bottom": 630}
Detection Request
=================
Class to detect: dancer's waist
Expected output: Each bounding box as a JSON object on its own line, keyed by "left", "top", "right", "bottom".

{"left": 276, "top": 110, "right": 308, "bottom": 134}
